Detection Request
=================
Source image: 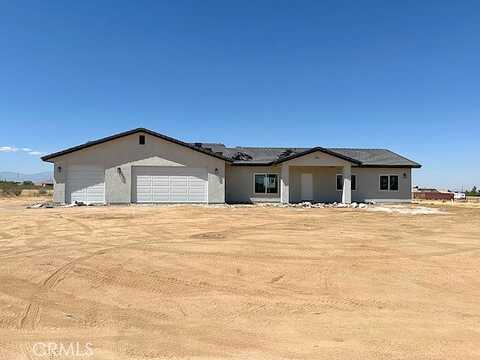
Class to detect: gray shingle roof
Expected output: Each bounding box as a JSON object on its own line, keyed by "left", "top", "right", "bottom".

{"left": 191, "top": 144, "right": 421, "bottom": 168}
{"left": 41, "top": 127, "right": 420, "bottom": 168}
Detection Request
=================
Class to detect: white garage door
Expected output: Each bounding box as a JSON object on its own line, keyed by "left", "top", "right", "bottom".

{"left": 67, "top": 166, "right": 105, "bottom": 204}
{"left": 134, "top": 166, "right": 208, "bottom": 203}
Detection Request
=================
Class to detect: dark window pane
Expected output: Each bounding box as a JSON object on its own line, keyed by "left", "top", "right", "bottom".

{"left": 389, "top": 175, "right": 399, "bottom": 191}
{"left": 266, "top": 174, "right": 278, "bottom": 193}
{"left": 336, "top": 175, "right": 343, "bottom": 190}
{"left": 351, "top": 175, "right": 356, "bottom": 191}
{"left": 255, "top": 174, "right": 266, "bottom": 193}
{"left": 380, "top": 176, "right": 389, "bottom": 190}
{"left": 139, "top": 135, "right": 145, "bottom": 145}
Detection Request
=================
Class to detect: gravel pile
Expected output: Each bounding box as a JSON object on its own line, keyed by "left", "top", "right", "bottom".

{"left": 277, "top": 201, "right": 369, "bottom": 209}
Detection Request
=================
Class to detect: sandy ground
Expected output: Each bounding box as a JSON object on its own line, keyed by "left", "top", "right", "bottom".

{"left": 1, "top": 198, "right": 480, "bottom": 359}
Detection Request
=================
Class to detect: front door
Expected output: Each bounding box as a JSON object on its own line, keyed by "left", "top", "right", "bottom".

{"left": 300, "top": 173, "right": 313, "bottom": 201}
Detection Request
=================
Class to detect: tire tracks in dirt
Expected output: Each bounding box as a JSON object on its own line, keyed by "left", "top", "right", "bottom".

{"left": 16, "top": 215, "right": 340, "bottom": 330}
{"left": 16, "top": 222, "right": 178, "bottom": 330}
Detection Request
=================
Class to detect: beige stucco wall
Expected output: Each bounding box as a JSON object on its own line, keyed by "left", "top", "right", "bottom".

{"left": 226, "top": 164, "right": 412, "bottom": 204}
{"left": 352, "top": 167, "right": 412, "bottom": 203}
{"left": 225, "top": 164, "right": 281, "bottom": 203}
{"left": 289, "top": 166, "right": 412, "bottom": 203}
{"left": 289, "top": 166, "right": 340, "bottom": 203}
{"left": 50, "top": 132, "right": 226, "bottom": 203}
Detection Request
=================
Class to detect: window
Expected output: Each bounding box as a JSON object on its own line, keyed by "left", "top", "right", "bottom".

{"left": 254, "top": 174, "right": 278, "bottom": 194}
{"left": 380, "top": 175, "right": 399, "bottom": 191}
{"left": 139, "top": 135, "right": 145, "bottom": 145}
{"left": 336, "top": 174, "right": 357, "bottom": 191}
{"left": 380, "top": 175, "right": 389, "bottom": 190}
{"left": 255, "top": 174, "right": 265, "bottom": 193}
{"left": 389, "top": 175, "right": 399, "bottom": 191}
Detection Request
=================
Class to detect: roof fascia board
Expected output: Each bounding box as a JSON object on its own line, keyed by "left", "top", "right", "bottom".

{"left": 356, "top": 164, "right": 422, "bottom": 169}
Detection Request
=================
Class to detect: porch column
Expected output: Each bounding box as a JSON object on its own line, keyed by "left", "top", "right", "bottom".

{"left": 342, "top": 164, "right": 352, "bottom": 204}
{"left": 281, "top": 164, "right": 289, "bottom": 204}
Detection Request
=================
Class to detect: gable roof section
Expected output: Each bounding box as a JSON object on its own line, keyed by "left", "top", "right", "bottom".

{"left": 271, "top": 147, "right": 362, "bottom": 165}
{"left": 41, "top": 128, "right": 233, "bottom": 162}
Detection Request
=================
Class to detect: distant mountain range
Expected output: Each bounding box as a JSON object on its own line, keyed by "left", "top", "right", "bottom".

{"left": 0, "top": 171, "right": 53, "bottom": 182}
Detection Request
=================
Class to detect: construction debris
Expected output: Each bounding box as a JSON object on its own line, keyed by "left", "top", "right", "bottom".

{"left": 26, "top": 201, "right": 440, "bottom": 215}
{"left": 26, "top": 202, "right": 55, "bottom": 209}
{"left": 367, "top": 205, "right": 446, "bottom": 215}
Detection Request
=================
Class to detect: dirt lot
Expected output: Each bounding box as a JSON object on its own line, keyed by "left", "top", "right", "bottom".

{"left": 1, "top": 198, "right": 480, "bottom": 359}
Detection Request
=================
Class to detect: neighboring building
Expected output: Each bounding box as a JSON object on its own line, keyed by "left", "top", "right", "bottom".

{"left": 412, "top": 187, "right": 454, "bottom": 201}
{"left": 35, "top": 180, "right": 54, "bottom": 188}
{"left": 42, "top": 128, "right": 421, "bottom": 205}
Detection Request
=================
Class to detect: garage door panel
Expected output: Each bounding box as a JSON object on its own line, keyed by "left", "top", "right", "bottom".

{"left": 67, "top": 167, "right": 105, "bottom": 204}
{"left": 137, "top": 193, "right": 152, "bottom": 203}
{"left": 188, "top": 194, "right": 206, "bottom": 202}
{"left": 134, "top": 166, "right": 207, "bottom": 203}
{"left": 152, "top": 178, "right": 169, "bottom": 186}
{"left": 136, "top": 176, "right": 151, "bottom": 185}
{"left": 170, "top": 194, "right": 188, "bottom": 202}
{"left": 152, "top": 194, "right": 170, "bottom": 202}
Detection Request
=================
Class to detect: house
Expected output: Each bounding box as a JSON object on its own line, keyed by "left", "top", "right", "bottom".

{"left": 41, "top": 128, "right": 421, "bottom": 205}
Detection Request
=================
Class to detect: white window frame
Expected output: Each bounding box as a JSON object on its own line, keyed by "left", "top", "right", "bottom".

{"left": 253, "top": 173, "right": 279, "bottom": 194}
{"left": 379, "top": 174, "right": 400, "bottom": 192}
{"left": 336, "top": 173, "right": 357, "bottom": 191}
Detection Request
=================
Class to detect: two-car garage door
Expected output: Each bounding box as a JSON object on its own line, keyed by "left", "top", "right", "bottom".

{"left": 133, "top": 166, "right": 208, "bottom": 203}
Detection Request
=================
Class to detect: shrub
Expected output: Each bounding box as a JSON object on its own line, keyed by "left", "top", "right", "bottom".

{"left": 3, "top": 188, "right": 22, "bottom": 196}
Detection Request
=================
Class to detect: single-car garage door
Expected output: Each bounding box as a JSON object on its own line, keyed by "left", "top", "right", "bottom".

{"left": 134, "top": 166, "right": 208, "bottom": 203}
{"left": 67, "top": 166, "right": 105, "bottom": 204}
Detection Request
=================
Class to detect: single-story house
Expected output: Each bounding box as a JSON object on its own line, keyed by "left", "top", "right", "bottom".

{"left": 41, "top": 128, "right": 421, "bottom": 205}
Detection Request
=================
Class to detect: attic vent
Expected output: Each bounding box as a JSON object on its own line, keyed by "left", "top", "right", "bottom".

{"left": 278, "top": 149, "right": 295, "bottom": 158}
{"left": 232, "top": 151, "right": 253, "bottom": 161}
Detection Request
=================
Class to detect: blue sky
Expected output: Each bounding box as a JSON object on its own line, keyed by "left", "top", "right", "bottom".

{"left": 1, "top": 0, "right": 479, "bottom": 189}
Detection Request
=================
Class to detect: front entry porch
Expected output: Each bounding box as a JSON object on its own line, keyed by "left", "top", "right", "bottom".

{"left": 280, "top": 164, "right": 352, "bottom": 204}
